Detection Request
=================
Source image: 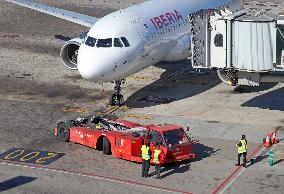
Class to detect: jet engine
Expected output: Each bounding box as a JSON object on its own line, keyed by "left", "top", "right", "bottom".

{"left": 60, "top": 37, "right": 85, "bottom": 70}
{"left": 60, "top": 30, "right": 88, "bottom": 70}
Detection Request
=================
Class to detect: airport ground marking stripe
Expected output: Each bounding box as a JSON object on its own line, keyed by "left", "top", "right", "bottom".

{"left": 211, "top": 126, "right": 282, "bottom": 194}
{"left": 219, "top": 144, "right": 279, "bottom": 194}
{"left": 0, "top": 160, "right": 192, "bottom": 194}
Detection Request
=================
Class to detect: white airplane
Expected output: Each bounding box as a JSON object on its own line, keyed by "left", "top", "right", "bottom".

{"left": 4, "top": 0, "right": 243, "bottom": 106}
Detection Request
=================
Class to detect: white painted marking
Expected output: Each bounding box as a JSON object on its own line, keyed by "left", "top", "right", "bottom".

{"left": 219, "top": 146, "right": 277, "bottom": 194}
{"left": 0, "top": 161, "right": 188, "bottom": 194}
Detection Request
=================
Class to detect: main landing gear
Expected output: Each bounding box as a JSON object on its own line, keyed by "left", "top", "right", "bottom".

{"left": 109, "top": 80, "right": 124, "bottom": 106}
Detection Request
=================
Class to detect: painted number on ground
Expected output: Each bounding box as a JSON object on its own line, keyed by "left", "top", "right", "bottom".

{"left": 0, "top": 148, "right": 65, "bottom": 165}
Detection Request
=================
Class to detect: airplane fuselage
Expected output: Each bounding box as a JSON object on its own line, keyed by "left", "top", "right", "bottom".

{"left": 77, "top": 0, "right": 243, "bottom": 82}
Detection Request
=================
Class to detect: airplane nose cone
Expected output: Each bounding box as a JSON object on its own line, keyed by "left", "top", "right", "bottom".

{"left": 77, "top": 45, "right": 101, "bottom": 81}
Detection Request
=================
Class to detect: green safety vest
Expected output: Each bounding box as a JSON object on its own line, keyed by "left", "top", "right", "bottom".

{"left": 153, "top": 149, "right": 161, "bottom": 163}
{"left": 141, "top": 145, "right": 150, "bottom": 160}
{"left": 236, "top": 139, "right": 248, "bottom": 154}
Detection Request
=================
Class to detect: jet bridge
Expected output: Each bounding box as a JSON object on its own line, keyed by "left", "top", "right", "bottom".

{"left": 190, "top": 10, "right": 284, "bottom": 86}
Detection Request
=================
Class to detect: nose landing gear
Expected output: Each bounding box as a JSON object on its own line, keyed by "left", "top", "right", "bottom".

{"left": 109, "top": 80, "right": 124, "bottom": 106}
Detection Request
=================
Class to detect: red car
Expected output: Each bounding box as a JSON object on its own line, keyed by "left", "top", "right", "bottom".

{"left": 54, "top": 115, "right": 195, "bottom": 164}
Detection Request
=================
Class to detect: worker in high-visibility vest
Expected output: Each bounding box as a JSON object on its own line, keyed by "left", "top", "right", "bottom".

{"left": 153, "top": 143, "right": 164, "bottom": 179}
{"left": 236, "top": 135, "right": 248, "bottom": 167}
{"left": 141, "top": 141, "right": 152, "bottom": 178}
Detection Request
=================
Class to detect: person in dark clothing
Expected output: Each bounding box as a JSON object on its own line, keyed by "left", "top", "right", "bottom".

{"left": 141, "top": 141, "right": 152, "bottom": 178}
{"left": 153, "top": 143, "right": 164, "bottom": 179}
{"left": 236, "top": 135, "right": 248, "bottom": 167}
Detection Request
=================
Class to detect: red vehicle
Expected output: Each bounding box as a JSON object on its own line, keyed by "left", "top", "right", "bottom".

{"left": 54, "top": 115, "right": 195, "bottom": 164}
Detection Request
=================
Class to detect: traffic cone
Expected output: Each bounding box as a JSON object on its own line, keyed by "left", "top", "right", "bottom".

{"left": 272, "top": 131, "right": 277, "bottom": 144}
{"left": 264, "top": 131, "right": 271, "bottom": 147}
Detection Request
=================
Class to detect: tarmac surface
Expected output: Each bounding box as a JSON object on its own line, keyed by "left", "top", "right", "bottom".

{"left": 0, "top": 0, "right": 284, "bottom": 193}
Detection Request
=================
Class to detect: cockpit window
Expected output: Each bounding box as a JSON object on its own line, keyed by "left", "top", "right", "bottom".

{"left": 121, "top": 37, "right": 130, "bottom": 47}
{"left": 114, "top": 38, "right": 124, "bottom": 47}
{"left": 85, "top": 36, "right": 96, "bottom": 47}
{"left": 96, "top": 38, "right": 112, "bottom": 48}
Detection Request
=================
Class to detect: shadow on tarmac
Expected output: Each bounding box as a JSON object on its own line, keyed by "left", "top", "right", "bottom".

{"left": 160, "top": 161, "right": 190, "bottom": 179}
{"left": 241, "top": 86, "right": 284, "bottom": 111}
{"left": 125, "top": 61, "right": 220, "bottom": 108}
{"left": 54, "top": 34, "right": 72, "bottom": 41}
{"left": 234, "top": 83, "right": 278, "bottom": 93}
{"left": 148, "top": 142, "right": 218, "bottom": 178}
{"left": 193, "top": 142, "right": 220, "bottom": 162}
{"left": 274, "top": 159, "right": 284, "bottom": 165}
{"left": 0, "top": 176, "right": 36, "bottom": 192}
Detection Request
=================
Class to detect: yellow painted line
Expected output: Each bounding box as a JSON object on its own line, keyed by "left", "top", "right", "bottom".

{"left": 128, "top": 75, "right": 159, "bottom": 81}
{"left": 116, "top": 114, "right": 152, "bottom": 120}
{"left": 63, "top": 108, "right": 89, "bottom": 113}
{"left": 97, "top": 106, "right": 120, "bottom": 115}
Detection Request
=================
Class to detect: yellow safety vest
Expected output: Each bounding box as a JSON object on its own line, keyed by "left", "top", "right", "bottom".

{"left": 141, "top": 145, "right": 150, "bottom": 160}
{"left": 236, "top": 139, "right": 248, "bottom": 154}
{"left": 153, "top": 149, "right": 161, "bottom": 163}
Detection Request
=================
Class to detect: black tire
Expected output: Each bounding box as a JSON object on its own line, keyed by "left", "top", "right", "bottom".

{"left": 103, "top": 137, "right": 111, "bottom": 155}
{"left": 58, "top": 122, "right": 70, "bottom": 142}
{"left": 109, "top": 94, "right": 124, "bottom": 106}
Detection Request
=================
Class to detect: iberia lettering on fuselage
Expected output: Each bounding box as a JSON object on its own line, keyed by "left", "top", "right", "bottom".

{"left": 150, "top": 10, "right": 183, "bottom": 30}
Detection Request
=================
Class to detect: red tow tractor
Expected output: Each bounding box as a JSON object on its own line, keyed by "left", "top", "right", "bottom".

{"left": 54, "top": 115, "right": 195, "bottom": 164}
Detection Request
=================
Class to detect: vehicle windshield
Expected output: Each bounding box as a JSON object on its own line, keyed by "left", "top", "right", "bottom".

{"left": 147, "top": 131, "right": 164, "bottom": 145}
{"left": 162, "top": 128, "right": 189, "bottom": 146}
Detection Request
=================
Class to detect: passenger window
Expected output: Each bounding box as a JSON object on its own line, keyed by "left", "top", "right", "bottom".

{"left": 85, "top": 36, "right": 96, "bottom": 47}
{"left": 96, "top": 38, "right": 112, "bottom": 48}
{"left": 114, "top": 38, "right": 124, "bottom": 47}
{"left": 121, "top": 37, "right": 130, "bottom": 47}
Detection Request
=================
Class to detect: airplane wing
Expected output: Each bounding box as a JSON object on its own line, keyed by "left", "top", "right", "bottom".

{"left": 4, "top": 0, "right": 98, "bottom": 27}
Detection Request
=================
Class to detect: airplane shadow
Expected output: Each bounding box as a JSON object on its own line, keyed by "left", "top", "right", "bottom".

{"left": 241, "top": 86, "right": 284, "bottom": 111}
{"left": 54, "top": 34, "right": 72, "bottom": 42}
{"left": 0, "top": 176, "right": 36, "bottom": 192}
{"left": 125, "top": 60, "right": 221, "bottom": 108}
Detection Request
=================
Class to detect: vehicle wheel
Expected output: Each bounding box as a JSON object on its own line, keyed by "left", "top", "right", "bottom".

{"left": 58, "top": 122, "right": 70, "bottom": 142}
{"left": 103, "top": 137, "right": 111, "bottom": 155}
{"left": 109, "top": 94, "right": 115, "bottom": 106}
{"left": 109, "top": 94, "right": 124, "bottom": 106}
{"left": 118, "top": 94, "right": 124, "bottom": 106}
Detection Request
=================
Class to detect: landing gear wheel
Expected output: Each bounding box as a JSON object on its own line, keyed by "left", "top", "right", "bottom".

{"left": 103, "top": 137, "right": 111, "bottom": 155}
{"left": 109, "top": 94, "right": 124, "bottom": 106}
{"left": 58, "top": 122, "right": 70, "bottom": 142}
{"left": 109, "top": 80, "right": 124, "bottom": 106}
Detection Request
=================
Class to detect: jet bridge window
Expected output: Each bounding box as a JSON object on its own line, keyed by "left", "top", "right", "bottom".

{"left": 121, "top": 37, "right": 130, "bottom": 47}
{"left": 114, "top": 38, "right": 124, "bottom": 47}
{"left": 214, "top": 33, "right": 224, "bottom": 47}
{"left": 85, "top": 36, "right": 97, "bottom": 47}
{"left": 96, "top": 38, "right": 112, "bottom": 48}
